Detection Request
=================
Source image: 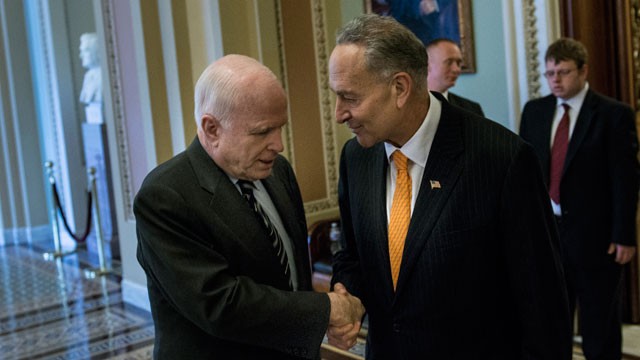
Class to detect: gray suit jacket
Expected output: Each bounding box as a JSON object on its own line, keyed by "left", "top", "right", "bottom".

{"left": 332, "top": 96, "right": 571, "bottom": 359}
{"left": 135, "top": 138, "right": 329, "bottom": 359}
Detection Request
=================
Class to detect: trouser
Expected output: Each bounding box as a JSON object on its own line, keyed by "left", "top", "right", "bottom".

{"left": 556, "top": 219, "right": 623, "bottom": 360}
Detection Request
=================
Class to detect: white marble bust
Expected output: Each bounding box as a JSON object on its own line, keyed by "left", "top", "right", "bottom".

{"left": 78, "top": 33, "right": 102, "bottom": 105}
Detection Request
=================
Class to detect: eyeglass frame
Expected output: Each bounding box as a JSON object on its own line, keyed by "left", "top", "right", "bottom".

{"left": 543, "top": 68, "right": 579, "bottom": 79}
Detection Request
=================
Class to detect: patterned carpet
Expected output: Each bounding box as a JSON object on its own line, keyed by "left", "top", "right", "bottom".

{"left": 1, "top": 244, "right": 638, "bottom": 359}
{"left": 0, "top": 245, "right": 154, "bottom": 359}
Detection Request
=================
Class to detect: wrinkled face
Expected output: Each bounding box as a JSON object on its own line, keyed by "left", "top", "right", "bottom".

{"left": 209, "top": 84, "right": 287, "bottom": 181}
{"left": 427, "top": 41, "right": 462, "bottom": 93}
{"left": 329, "top": 44, "right": 400, "bottom": 148}
{"left": 544, "top": 59, "right": 587, "bottom": 100}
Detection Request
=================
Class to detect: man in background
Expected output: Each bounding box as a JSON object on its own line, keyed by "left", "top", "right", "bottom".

{"left": 520, "top": 38, "right": 639, "bottom": 360}
{"left": 135, "top": 54, "right": 364, "bottom": 359}
{"left": 328, "top": 14, "right": 571, "bottom": 359}
{"left": 427, "top": 38, "right": 484, "bottom": 116}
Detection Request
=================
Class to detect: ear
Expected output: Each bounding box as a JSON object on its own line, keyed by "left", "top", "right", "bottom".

{"left": 392, "top": 72, "right": 412, "bottom": 108}
{"left": 580, "top": 63, "right": 589, "bottom": 78}
{"left": 200, "top": 114, "right": 221, "bottom": 143}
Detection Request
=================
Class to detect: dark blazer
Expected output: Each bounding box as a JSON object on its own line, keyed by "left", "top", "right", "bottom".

{"left": 520, "top": 90, "right": 639, "bottom": 266}
{"left": 135, "top": 138, "right": 330, "bottom": 359}
{"left": 448, "top": 91, "right": 484, "bottom": 116}
{"left": 332, "top": 97, "right": 572, "bottom": 359}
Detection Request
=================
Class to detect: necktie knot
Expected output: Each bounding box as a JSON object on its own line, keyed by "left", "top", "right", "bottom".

{"left": 392, "top": 151, "right": 409, "bottom": 171}
{"left": 562, "top": 103, "right": 570, "bottom": 113}
{"left": 237, "top": 179, "right": 255, "bottom": 194}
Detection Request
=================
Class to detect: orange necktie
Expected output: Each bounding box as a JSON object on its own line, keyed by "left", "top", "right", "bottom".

{"left": 388, "top": 150, "right": 411, "bottom": 289}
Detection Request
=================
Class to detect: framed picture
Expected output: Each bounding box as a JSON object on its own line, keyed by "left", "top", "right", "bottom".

{"left": 365, "top": 0, "right": 476, "bottom": 73}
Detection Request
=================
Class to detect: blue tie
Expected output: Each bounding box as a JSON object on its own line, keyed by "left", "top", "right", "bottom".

{"left": 237, "top": 180, "right": 293, "bottom": 290}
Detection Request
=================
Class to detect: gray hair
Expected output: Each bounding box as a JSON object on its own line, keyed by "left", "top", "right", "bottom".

{"left": 193, "top": 62, "right": 239, "bottom": 128}
{"left": 193, "top": 55, "right": 279, "bottom": 128}
{"left": 336, "top": 14, "right": 429, "bottom": 94}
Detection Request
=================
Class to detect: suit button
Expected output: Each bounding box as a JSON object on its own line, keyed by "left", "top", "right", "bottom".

{"left": 392, "top": 322, "right": 401, "bottom": 333}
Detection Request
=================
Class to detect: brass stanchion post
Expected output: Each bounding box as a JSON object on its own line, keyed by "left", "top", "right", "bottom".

{"left": 85, "top": 167, "right": 112, "bottom": 278}
{"left": 43, "top": 161, "right": 76, "bottom": 260}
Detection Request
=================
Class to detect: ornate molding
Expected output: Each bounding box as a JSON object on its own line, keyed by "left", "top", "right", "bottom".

{"left": 304, "top": 0, "right": 339, "bottom": 215}
{"left": 523, "top": 0, "right": 541, "bottom": 99}
{"left": 101, "top": 0, "right": 135, "bottom": 221}
{"left": 274, "top": 0, "right": 294, "bottom": 163}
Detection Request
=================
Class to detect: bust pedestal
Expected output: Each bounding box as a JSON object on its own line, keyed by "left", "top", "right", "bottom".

{"left": 84, "top": 102, "right": 103, "bottom": 124}
{"left": 81, "top": 120, "right": 119, "bottom": 264}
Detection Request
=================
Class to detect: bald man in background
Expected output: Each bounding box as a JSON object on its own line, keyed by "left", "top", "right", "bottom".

{"left": 427, "top": 38, "right": 484, "bottom": 116}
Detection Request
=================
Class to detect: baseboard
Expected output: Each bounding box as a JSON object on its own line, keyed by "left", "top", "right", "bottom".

{"left": 122, "top": 279, "right": 151, "bottom": 312}
{"left": 2, "top": 224, "right": 51, "bottom": 245}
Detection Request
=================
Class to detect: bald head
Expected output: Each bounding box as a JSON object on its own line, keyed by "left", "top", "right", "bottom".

{"left": 426, "top": 39, "right": 463, "bottom": 93}
{"left": 194, "top": 54, "right": 285, "bottom": 130}
{"left": 193, "top": 55, "right": 288, "bottom": 180}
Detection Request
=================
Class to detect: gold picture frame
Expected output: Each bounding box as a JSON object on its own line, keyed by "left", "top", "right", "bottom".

{"left": 365, "top": 0, "right": 476, "bottom": 73}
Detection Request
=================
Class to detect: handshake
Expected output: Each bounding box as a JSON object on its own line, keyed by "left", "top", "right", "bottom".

{"left": 326, "top": 283, "right": 366, "bottom": 350}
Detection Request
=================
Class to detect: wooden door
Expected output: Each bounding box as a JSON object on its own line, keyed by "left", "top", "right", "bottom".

{"left": 559, "top": 0, "right": 640, "bottom": 323}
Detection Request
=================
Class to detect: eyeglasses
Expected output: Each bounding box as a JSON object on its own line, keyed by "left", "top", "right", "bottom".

{"left": 543, "top": 68, "right": 577, "bottom": 79}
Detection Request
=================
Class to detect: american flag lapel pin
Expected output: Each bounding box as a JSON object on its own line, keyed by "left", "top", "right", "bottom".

{"left": 430, "top": 180, "right": 441, "bottom": 189}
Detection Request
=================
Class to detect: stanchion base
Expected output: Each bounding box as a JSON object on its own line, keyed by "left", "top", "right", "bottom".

{"left": 43, "top": 250, "right": 76, "bottom": 261}
{"left": 84, "top": 267, "right": 112, "bottom": 279}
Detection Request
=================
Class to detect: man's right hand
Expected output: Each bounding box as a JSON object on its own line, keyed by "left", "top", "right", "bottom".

{"left": 326, "top": 283, "right": 365, "bottom": 350}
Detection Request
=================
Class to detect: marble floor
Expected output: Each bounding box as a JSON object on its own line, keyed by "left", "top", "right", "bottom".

{"left": 1, "top": 242, "right": 639, "bottom": 359}
{"left": 0, "top": 244, "right": 154, "bottom": 359}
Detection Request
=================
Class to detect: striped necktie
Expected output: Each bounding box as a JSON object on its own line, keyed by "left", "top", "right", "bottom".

{"left": 237, "top": 180, "right": 293, "bottom": 290}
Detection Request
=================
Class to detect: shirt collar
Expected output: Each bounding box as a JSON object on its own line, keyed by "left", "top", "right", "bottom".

{"left": 384, "top": 92, "right": 441, "bottom": 168}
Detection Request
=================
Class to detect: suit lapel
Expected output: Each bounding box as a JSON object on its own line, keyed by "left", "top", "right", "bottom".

{"left": 262, "top": 174, "right": 312, "bottom": 287}
{"left": 351, "top": 143, "right": 394, "bottom": 302}
{"left": 394, "top": 102, "right": 464, "bottom": 296}
{"left": 564, "top": 90, "right": 596, "bottom": 174}
{"left": 371, "top": 146, "right": 393, "bottom": 298}
{"left": 186, "top": 138, "right": 277, "bottom": 257}
{"left": 534, "top": 97, "right": 556, "bottom": 182}
{"left": 261, "top": 174, "right": 303, "bottom": 254}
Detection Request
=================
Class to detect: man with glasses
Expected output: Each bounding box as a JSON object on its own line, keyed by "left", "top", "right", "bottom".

{"left": 520, "top": 38, "right": 639, "bottom": 360}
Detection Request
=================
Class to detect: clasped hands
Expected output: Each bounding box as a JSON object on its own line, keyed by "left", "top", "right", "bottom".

{"left": 327, "top": 282, "right": 365, "bottom": 350}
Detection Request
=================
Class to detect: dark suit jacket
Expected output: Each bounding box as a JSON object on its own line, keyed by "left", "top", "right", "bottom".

{"left": 448, "top": 92, "right": 484, "bottom": 117}
{"left": 332, "top": 97, "right": 572, "bottom": 359}
{"left": 135, "top": 138, "right": 330, "bottom": 359}
{"left": 520, "top": 90, "right": 639, "bottom": 266}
